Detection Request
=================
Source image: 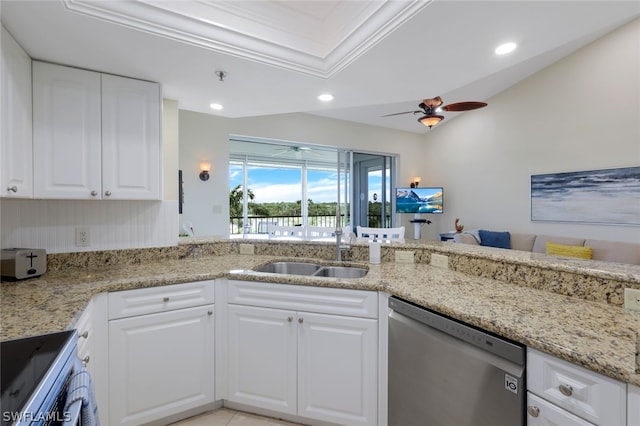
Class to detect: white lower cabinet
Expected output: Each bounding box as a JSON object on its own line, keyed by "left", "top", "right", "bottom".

{"left": 226, "top": 304, "right": 297, "bottom": 415}
{"left": 226, "top": 280, "right": 379, "bottom": 426}
{"left": 629, "top": 384, "right": 640, "bottom": 426}
{"left": 527, "top": 348, "right": 626, "bottom": 426}
{"left": 108, "top": 282, "right": 215, "bottom": 426}
{"left": 297, "top": 310, "right": 378, "bottom": 424}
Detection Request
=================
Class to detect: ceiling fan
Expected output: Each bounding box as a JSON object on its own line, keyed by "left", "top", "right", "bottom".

{"left": 271, "top": 146, "right": 320, "bottom": 160}
{"left": 382, "top": 96, "right": 488, "bottom": 128}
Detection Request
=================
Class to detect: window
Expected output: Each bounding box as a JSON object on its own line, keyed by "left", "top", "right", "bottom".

{"left": 229, "top": 137, "right": 396, "bottom": 238}
{"left": 229, "top": 139, "right": 340, "bottom": 238}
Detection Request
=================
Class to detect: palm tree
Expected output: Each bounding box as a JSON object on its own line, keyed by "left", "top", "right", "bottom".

{"left": 229, "top": 184, "right": 254, "bottom": 218}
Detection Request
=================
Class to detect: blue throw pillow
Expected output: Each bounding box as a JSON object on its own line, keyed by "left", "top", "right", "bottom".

{"left": 478, "top": 230, "right": 511, "bottom": 249}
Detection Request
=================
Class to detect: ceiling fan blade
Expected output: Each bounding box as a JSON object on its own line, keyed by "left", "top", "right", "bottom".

{"left": 422, "top": 96, "right": 443, "bottom": 108}
{"left": 382, "top": 110, "right": 420, "bottom": 117}
{"left": 441, "top": 101, "right": 488, "bottom": 112}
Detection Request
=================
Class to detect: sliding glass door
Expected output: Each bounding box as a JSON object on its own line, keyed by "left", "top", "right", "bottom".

{"left": 353, "top": 153, "right": 394, "bottom": 229}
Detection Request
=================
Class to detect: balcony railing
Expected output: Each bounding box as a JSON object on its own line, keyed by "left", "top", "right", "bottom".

{"left": 230, "top": 214, "right": 390, "bottom": 235}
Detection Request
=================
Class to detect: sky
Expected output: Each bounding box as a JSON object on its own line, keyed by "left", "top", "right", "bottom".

{"left": 230, "top": 165, "right": 339, "bottom": 203}
{"left": 230, "top": 164, "right": 384, "bottom": 204}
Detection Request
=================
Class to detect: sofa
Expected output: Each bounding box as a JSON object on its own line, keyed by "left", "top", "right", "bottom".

{"left": 452, "top": 230, "right": 640, "bottom": 265}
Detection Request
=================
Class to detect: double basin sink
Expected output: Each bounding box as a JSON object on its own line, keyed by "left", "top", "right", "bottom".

{"left": 253, "top": 261, "right": 368, "bottom": 279}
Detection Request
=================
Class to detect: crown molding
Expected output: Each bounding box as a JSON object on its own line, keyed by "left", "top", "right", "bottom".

{"left": 62, "top": 0, "right": 431, "bottom": 78}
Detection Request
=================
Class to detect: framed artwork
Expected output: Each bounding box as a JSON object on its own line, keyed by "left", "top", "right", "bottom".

{"left": 531, "top": 166, "right": 640, "bottom": 225}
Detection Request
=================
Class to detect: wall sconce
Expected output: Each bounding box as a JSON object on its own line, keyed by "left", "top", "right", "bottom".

{"left": 410, "top": 176, "right": 421, "bottom": 188}
{"left": 199, "top": 162, "right": 211, "bottom": 181}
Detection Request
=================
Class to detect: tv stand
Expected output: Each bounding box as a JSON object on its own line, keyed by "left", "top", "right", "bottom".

{"left": 409, "top": 215, "right": 432, "bottom": 239}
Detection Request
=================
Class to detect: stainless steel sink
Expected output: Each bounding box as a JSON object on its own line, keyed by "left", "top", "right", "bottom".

{"left": 253, "top": 261, "right": 367, "bottom": 279}
{"left": 254, "top": 261, "right": 321, "bottom": 275}
{"left": 313, "top": 266, "right": 368, "bottom": 279}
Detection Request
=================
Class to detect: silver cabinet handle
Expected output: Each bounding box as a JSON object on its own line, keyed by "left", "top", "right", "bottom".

{"left": 559, "top": 384, "right": 573, "bottom": 396}
{"left": 207, "top": 310, "right": 213, "bottom": 316}
{"left": 287, "top": 316, "right": 293, "bottom": 322}
{"left": 527, "top": 406, "right": 540, "bottom": 418}
{"left": 7, "top": 186, "right": 17, "bottom": 193}
{"left": 78, "top": 331, "right": 89, "bottom": 339}
{"left": 82, "top": 355, "right": 90, "bottom": 366}
{"left": 91, "top": 190, "right": 98, "bottom": 196}
{"left": 298, "top": 318, "right": 304, "bottom": 324}
{"left": 104, "top": 190, "right": 112, "bottom": 197}
{"left": 163, "top": 297, "right": 170, "bottom": 302}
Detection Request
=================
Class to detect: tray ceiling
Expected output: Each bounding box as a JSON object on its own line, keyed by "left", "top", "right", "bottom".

{"left": 63, "top": 0, "right": 429, "bottom": 78}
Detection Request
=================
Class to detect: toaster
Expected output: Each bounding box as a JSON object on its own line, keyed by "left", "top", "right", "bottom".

{"left": 1, "top": 248, "right": 47, "bottom": 280}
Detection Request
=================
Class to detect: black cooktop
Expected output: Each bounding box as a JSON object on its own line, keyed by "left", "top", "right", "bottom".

{"left": 1, "top": 330, "right": 76, "bottom": 425}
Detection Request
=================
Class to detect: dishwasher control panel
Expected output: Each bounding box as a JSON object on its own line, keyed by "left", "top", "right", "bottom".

{"left": 389, "top": 296, "right": 525, "bottom": 365}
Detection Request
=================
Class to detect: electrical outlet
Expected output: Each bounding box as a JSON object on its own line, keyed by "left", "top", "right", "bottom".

{"left": 395, "top": 251, "right": 415, "bottom": 264}
{"left": 75, "top": 227, "right": 90, "bottom": 247}
{"left": 431, "top": 253, "right": 449, "bottom": 269}
{"left": 239, "top": 244, "right": 255, "bottom": 255}
{"left": 624, "top": 288, "right": 640, "bottom": 312}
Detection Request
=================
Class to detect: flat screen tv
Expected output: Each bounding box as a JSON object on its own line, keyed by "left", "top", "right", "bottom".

{"left": 396, "top": 187, "right": 443, "bottom": 214}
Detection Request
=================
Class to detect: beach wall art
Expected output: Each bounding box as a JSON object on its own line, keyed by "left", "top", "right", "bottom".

{"left": 531, "top": 166, "right": 640, "bottom": 225}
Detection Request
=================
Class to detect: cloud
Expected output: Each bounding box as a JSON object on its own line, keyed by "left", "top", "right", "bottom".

{"left": 251, "top": 182, "right": 302, "bottom": 203}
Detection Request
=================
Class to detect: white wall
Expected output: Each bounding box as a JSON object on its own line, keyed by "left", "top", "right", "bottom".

{"left": 163, "top": 99, "right": 179, "bottom": 201}
{"left": 1, "top": 199, "right": 178, "bottom": 253}
{"left": 419, "top": 18, "right": 640, "bottom": 243}
{"left": 178, "top": 111, "right": 425, "bottom": 237}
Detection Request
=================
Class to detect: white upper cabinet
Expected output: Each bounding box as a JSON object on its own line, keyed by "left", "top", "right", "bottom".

{"left": 32, "top": 61, "right": 101, "bottom": 199}
{"left": 101, "top": 73, "right": 161, "bottom": 199}
{"left": 32, "top": 61, "right": 161, "bottom": 200}
{"left": 1, "top": 27, "right": 33, "bottom": 198}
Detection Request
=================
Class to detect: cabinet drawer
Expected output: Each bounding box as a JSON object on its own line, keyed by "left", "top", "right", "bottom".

{"left": 228, "top": 280, "right": 378, "bottom": 319}
{"left": 527, "top": 392, "right": 595, "bottom": 426}
{"left": 108, "top": 280, "right": 215, "bottom": 319}
{"left": 75, "top": 317, "right": 93, "bottom": 360}
{"left": 527, "top": 348, "right": 626, "bottom": 426}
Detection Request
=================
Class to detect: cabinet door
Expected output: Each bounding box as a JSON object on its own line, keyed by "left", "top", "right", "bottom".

{"left": 32, "top": 61, "right": 102, "bottom": 199}
{"left": 226, "top": 304, "right": 297, "bottom": 415}
{"left": 108, "top": 304, "right": 215, "bottom": 426}
{"left": 101, "top": 74, "right": 161, "bottom": 200}
{"left": 1, "top": 27, "right": 32, "bottom": 198}
{"left": 629, "top": 385, "right": 640, "bottom": 426}
{"left": 298, "top": 312, "right": 378, "bottom": 426}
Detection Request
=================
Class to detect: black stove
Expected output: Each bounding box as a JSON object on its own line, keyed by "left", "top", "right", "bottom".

{"left": 1, "top": 330, "right": 77, "bottom": 425}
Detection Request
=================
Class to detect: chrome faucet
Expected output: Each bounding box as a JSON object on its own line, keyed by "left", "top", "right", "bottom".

{"left": 335, "top": 227, "right": 350, "bottom": 261}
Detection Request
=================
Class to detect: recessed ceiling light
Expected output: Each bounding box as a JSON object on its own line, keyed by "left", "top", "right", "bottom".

{"left": 210, "top": 103, "right": 223, "bottom": 110}
{"left": 318, "top": 93, "right": 334, "bottom": 102}
{"left": 495, "top": 42, "right": 517, "bottom": 55}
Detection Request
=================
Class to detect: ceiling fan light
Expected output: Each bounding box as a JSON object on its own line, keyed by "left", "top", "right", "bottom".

{"left": 418, "top": 115, "right": 443, "bottom": 128}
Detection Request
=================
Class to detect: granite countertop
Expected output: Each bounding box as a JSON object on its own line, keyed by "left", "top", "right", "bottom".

{"left": 1, "top": 253, "right": 639, "bottom": 387}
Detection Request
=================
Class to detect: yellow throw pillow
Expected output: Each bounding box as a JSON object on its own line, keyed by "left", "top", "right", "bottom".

{"left": 546, "top": 242, "right": 593, "bottom": 259}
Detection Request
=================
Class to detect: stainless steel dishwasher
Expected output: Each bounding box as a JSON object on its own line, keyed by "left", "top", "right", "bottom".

{"left": 388, "top": 297, "right": 525, "bottom": 426}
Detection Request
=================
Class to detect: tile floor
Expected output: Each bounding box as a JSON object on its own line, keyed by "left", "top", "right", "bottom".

{"left": 170, "top": 408, "right": 305, "bottom": 426}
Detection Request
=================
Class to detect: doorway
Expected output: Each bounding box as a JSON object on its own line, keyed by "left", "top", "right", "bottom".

{"left": 353, "top": 153, "right": 395, "bottom": 229}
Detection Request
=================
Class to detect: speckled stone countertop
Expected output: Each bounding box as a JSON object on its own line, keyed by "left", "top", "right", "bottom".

{"left": 2, "top": 248, "right": 639, "bottom": 387}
